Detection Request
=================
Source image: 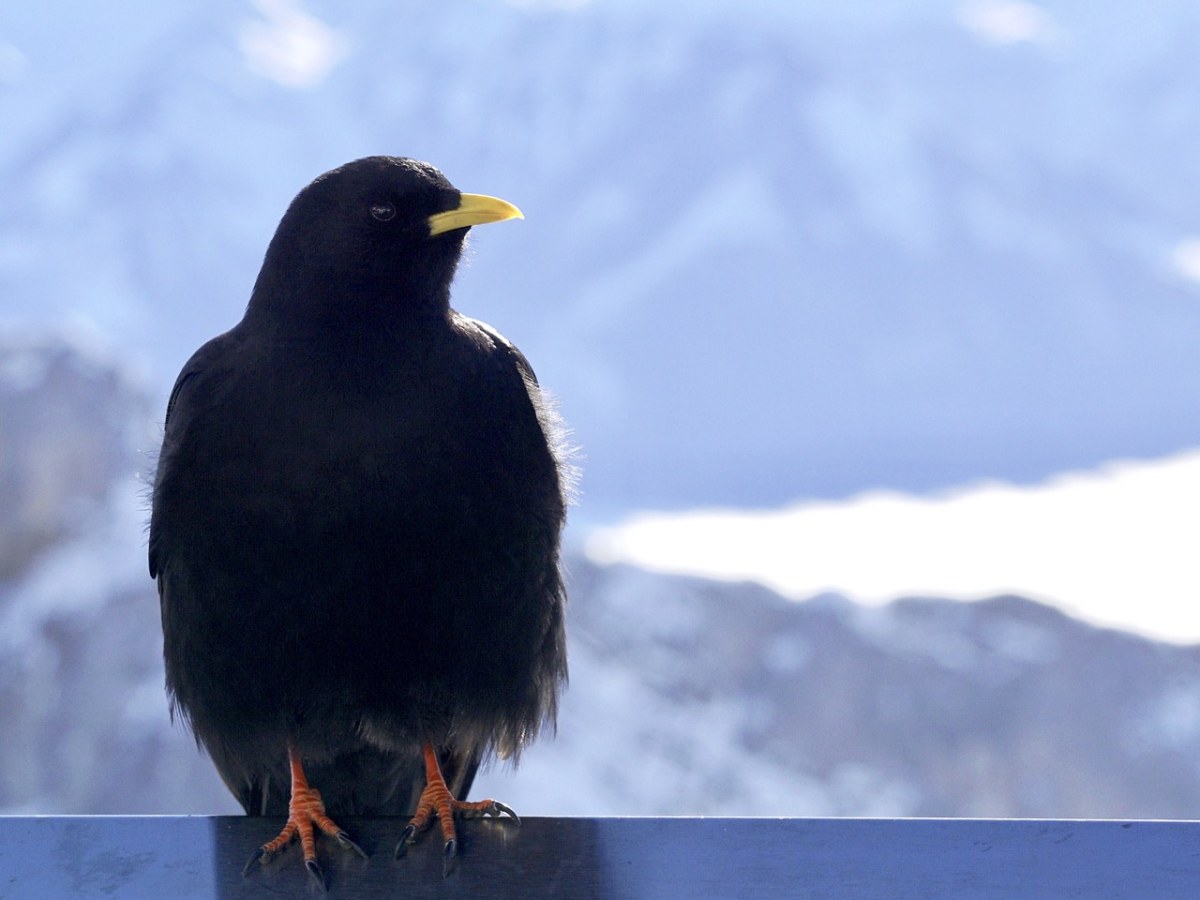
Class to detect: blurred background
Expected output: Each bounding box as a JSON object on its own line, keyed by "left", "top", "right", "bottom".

{"left": 2, "top": 0, "right": 1200, "bottom": 818}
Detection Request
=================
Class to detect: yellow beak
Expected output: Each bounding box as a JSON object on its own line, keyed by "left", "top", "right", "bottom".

{"left": 426, "top": 193, "right": 524, "bottom": 236}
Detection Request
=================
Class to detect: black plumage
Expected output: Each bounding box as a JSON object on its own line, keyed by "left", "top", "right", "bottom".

{"left": 148, "top": 157, "right": 569, "bottom": 881}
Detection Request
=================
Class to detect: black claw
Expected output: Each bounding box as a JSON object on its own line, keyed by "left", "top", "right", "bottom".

{"left": 242, "top": 847, "right": 266, "bottom": 877}
{"left": 335, "top": 831, "right": 368, "bottom": 859}
{"left": 493, "top": 801, "right": 520, "bottom": 825}
{"left": 394, "top": 824, "right": 417, "bottom": 860}
{"left": 305, "top": 857, "right": 328, "bottom": 892}
{"left": 442, "top": 838, "right": 458, "bottom": 877}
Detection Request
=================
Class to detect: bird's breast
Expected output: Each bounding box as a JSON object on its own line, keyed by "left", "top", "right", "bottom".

{"left": 179, "top": 345, "right": 539, "bottom": 548}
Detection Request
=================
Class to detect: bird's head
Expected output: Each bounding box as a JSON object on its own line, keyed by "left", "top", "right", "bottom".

{"left": 248, "top": 156, "right": 522, "bottom": 325}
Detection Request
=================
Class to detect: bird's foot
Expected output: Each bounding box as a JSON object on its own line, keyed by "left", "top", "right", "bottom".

{"left": 243, "top": 779, "right": 366, "bottom": 891}
{"left": 394, "top": 779, "right": 519, "bottom": 874}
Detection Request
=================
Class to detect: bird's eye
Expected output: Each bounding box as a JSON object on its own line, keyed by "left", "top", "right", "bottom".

{"left": 370, "top": 202, "right": 396, "bottom": 222}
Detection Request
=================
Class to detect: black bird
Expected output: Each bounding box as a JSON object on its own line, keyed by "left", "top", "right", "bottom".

{"left": 149, "top": 157, "right": 569, "bottom": 885}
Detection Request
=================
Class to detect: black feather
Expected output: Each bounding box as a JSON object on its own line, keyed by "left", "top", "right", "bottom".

{"left": 149, "top": 156, "right": 569, "bottom": 816}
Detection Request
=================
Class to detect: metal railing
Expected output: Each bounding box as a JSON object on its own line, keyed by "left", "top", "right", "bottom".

{"left": 3, "top": 815, "right": 1197, "bottom": 898}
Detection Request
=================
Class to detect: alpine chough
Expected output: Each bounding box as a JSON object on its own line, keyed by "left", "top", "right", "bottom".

{"left": 149, "top": 157, "right": 569, "bottom": 885}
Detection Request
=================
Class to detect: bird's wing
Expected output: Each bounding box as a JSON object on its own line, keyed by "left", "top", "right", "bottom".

{"left": 462, "top": 315, "right": 574, "bottom": 510}
{"left": 148, "top": 334, "right": 235, "bottom": 579}
{"left": 465, "top": 316, "right": 542, "bottom": 386}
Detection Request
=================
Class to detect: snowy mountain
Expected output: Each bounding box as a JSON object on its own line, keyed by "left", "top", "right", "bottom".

{"left": 481, "top": 562, "right": 1200, "bottom": 819}
{"left": 2, "top": 0, "right": 1199, "bottom": 515}
{"left": 4, "top": 337, "right": 1200, "bottom": 818}
{"left": 0, "top": 333, "right": 230, "bottom": 813}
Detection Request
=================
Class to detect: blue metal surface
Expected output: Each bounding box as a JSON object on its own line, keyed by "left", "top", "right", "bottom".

{"left": 0, "top": 816, "right": 1197, "bottom": 899}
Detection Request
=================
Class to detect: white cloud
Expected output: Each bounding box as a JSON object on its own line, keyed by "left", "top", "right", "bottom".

{"left": 587, "top": 450, "right": 1200, "bottom": 644}
{"left": 1170, "top": 237, "right": 1200, "bottom": 284}
{"left": 956, "top": 0, "right": 1060, "bottom": 46}
{"left": 0, "top": 42, "right": 27, "bottom": 84}
{"left": 238, "top": 0, "right": 347, "bottom": 89}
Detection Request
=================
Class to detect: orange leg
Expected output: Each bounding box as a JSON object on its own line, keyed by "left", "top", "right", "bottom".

{"left": 243, "top": 747, "right": 366, "bottom": 889}
{"left": 394, "top": 741, "right": 519, "bottom": 873}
